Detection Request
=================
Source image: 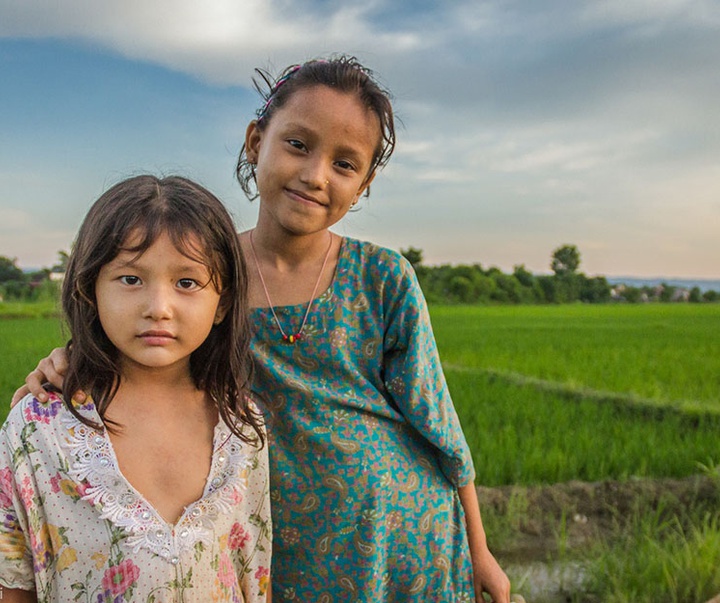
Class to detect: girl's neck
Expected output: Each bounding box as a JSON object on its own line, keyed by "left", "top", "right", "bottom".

{"left": 241, "top": 226, "right": 341, "bottom": 308}
{"left": 247, "top": 225, "right": 334, "bottom": 271}
{"left": 115, "top": 362, "right": 199, "bottom": 408}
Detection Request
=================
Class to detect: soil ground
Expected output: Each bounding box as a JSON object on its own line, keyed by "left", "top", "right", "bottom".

{"left": 478, "top": 474, "right": 718, "bottom": 561}
{"left": 476, "top": 475, "right": 720, "bottom": 602}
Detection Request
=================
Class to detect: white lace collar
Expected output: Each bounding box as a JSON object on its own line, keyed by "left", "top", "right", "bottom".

{"left": 60, "top": 402, "right": 253, "bottom": 564}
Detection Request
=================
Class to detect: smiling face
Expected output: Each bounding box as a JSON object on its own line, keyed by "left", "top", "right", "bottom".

{"left": 95, "top": 231, "right": 224, "bottom": 378}
{"left": 245, "top": 85, "right": 381, "bottom": 238}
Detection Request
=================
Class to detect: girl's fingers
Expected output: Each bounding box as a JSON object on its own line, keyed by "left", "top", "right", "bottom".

{"left": 25, "top": 368, "right": 52, "bottom": 401}
{"left": 11, "top": 385, "right": 31, "bottom": 407}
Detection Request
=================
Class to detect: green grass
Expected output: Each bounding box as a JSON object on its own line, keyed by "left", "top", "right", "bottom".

{"left": 581, "top": 501, "right": 720, "bottom": 602}
{"left": 2, "top": 303, "right": 719, "bottom": 489}
{"left": 447, "top": 369, "right": 720, "bottom": 486}
{"left": 429, "top": 304, "right": 720, "bottom": 486}
{"left": 0, "top": 315, "right": 66, "bottom": 420}
{"left": 432, "top": 304, "right": 720, "bottom": 408}
{"left": 0, "top": 300, "right": 61, "bottom": 319}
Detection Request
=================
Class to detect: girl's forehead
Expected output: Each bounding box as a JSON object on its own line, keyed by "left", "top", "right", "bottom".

{"left": 116, "top": 229, "right": 208, "bottom": 261}
{"left": 278, "top": 86, "right": 378, "bottom": 127}
{"left": 270, "top": 85, "right": 381, "bottom": 150}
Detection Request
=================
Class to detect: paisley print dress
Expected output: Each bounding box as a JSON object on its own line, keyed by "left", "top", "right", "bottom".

{"left": 251, "top": 238, "right": 476, "bottom": 602}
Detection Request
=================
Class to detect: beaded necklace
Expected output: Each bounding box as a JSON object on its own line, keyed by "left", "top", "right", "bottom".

{"left": 248, "top": 230, "right": 333, "bottom": 344}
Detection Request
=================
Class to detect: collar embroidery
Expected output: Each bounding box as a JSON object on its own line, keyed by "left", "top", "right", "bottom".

{"left": 60, "top": 405, "right": 253, "bottom": 564}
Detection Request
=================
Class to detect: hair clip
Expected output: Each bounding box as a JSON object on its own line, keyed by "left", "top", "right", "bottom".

{"left": 257, "top": 64, "right": 303, "bottom": 122}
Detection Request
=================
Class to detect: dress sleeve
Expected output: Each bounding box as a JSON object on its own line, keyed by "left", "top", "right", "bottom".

{"left": 239, "top": 409, "right": 272, "bottom": 603}
{"left": 0, "top": 405, "right": 36, "bottom": 590}
{"left": 380, "top": 254, "right": 476, "bottom": 487}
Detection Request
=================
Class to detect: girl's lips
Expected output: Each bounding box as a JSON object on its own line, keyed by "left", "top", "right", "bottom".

{"left": 138, "top": 330, "right": 175, "bottom": 345}
{"left": 286, "top": 188, "right": 325, "bottom": 206}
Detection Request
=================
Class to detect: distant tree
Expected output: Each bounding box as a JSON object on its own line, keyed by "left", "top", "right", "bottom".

{"left": 659, "top": 283, "right": 676, "bottom": 302}
{"left": 400, "top": 247, "right": 424, "bottom": 270}
{"left": 512, "top": 264, "right": 535, "bottom": 288}
{"left": 689, "top": 286, "right": 702, "bottom": 303}
{"left": 551, "top": 244, "right": 581, "bottom": 276}
{"left": 0, "top": 256, "right": 24, "bottom": 282}
{"left": 579, "top": 275, "right": 611, "bottom": 303}
{"left": 52, "top": 250, "right": 70, "bottom": 272}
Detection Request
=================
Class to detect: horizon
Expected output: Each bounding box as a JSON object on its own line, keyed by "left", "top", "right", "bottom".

{"left": 1, "top": 1, "right": 719, "bottom": 279}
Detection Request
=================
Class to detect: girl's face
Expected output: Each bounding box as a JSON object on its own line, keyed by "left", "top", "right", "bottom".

{"left": 95, "top": 231, "right": 225, "bottom": 377}
{"left": 246, "top": 85, "right": 380, "bottom": 237}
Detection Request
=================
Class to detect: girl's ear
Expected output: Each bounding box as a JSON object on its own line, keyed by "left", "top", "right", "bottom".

{"left": 213, "top": 294, "right": 231, "bottom": 325}
{"left": 356, "top": 169, "right": 377, "bottom": 200}
{"left": 245, "top": 120, "right": 262, "bottom": 164}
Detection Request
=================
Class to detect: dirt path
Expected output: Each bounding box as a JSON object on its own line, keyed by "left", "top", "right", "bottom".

{"left": 476, "top": 475, "right": 719, "bottom": 602}
{"left": 477, "top": 474, "right": 719, "bottom": 561}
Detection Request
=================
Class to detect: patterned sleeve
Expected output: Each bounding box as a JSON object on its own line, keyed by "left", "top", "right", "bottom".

{"left": 0, "top": 404, "right": 36, "bottom": 590}
{"left": 239, "top": 406, "right": 272, "bottom": 603}
{"left": 379, "top": 252, "right": 476, "bottom": 487}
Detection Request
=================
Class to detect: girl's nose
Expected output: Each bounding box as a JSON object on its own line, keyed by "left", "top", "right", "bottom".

{"left": 299, "top": 158, "right": 330, "bottom": 189}
{"left": 143, "top": 284, "right": 173, "bottom": 320}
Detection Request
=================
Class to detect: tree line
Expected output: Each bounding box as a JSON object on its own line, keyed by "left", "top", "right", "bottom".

{"left": 0, "top": 253, "right": 67, "bottom": 303}
{"left": 1, "top": 245, "right": 718, "bottom": 305}
{"left": 401, "top": 245, "right": 720, "bottom": 305}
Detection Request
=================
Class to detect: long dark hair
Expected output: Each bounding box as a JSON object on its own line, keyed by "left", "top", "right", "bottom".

{"left": 235, "top": 55, "right": 396, "bottom": 199}
{"left": 61, "top": 175, "right": 264, "bottom": 446}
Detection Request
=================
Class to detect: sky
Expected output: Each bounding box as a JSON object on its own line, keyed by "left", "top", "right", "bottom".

{"left": 1, "top": 0, "right": 718, "bottom": 279}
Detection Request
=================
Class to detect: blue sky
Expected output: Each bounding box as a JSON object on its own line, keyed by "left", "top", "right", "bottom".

{"left": 1, "top": 0, "right": 718, "bottom": 278}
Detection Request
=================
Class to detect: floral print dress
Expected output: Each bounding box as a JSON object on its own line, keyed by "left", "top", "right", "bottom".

{"left": 251, "top": 238, "right": 476, "bottom": 602}
{"left": 0, "top": 393, "right": 271, "bottom": 602}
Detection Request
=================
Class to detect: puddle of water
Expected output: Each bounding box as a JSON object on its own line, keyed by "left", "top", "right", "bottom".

{"left": 507, "top": 560, "right": 587, "bottom": 603}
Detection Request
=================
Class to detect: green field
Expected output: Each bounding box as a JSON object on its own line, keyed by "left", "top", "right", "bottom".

{"left": 1, "top": 303, "right": 719, "bottom": 488}
{"left": 0, "top": 315, "right": 66, "bottom": 412}
{"left": 2, "top": 302, "right": 719, "bottom": 600}
{"left": 431, "top": 304, "right": 720, "bottom": 486}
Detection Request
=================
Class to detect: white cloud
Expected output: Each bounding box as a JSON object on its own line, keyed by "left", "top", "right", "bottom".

{"left": 0, "top": 0, "right": 421, "bottom": 85}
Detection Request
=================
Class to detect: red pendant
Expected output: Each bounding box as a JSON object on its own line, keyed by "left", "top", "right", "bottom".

{"left": 282, "top": 333, "right": 302, "bottom": 344}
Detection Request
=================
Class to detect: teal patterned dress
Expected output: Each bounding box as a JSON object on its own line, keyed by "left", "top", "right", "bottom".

{"left": 251, "top": 238, "right": 476, "bottom": 602}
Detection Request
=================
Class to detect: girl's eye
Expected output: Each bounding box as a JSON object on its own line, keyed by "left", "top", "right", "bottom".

{"left": 119, "top": 275, "right": 141, "bottom": 286}
{"left": 287, "top": 139, "right": 307, "bottom": 151}
{"left": 335, "top": 160, "right": 356, "bottom": 172}
{"left": 177, "top": 278, "right": 199, "bottom": 290}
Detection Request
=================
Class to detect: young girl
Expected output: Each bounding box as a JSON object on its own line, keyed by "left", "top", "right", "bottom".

{"left": 1, "top": 176, "right": 271, "bottom": 602}
{"left": 16, "top": 58, "right": 510, "bottom": 602}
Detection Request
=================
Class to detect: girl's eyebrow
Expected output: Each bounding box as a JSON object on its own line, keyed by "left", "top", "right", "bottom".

{"left": 281, "top": 122, "right": 371, "bottom": 162}
{"left": 108, "top": 252, "right": 210, "bottom": 274}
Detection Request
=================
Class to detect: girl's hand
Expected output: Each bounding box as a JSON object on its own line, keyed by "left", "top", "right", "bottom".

{"left": 11, "top": 347, "right": 78, "bottom": 407}
{"left": 457, "top": 483, "right": 511, "bottom": 603}
{"left": 473, "top": 547, "right": 511, "bottom": 603}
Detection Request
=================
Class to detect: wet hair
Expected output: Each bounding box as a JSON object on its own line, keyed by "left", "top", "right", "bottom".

{"left": 235, "top": 55, "right": 396, "bottom": 199}
{"left": 61, "top": 175, "right": 264, "bottom": 446}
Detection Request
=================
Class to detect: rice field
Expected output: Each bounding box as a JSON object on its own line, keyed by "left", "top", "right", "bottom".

{"left": 1, "top": 303, "right": 719, "bottom": 488}
{"left": 2, "top": 302, "right": 719, "bottom": 600}
{"left": 432, "top": 303, "right": 720, "bottom": 487}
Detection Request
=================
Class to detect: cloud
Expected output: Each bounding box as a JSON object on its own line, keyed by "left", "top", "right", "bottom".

{"left": 0, "top": 0, "right": 421, "bottom": 85}
{"left": 1, "top": 0, "right": 719, "bottom": 277}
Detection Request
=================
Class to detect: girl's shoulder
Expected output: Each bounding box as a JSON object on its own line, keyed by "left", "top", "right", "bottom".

{"left": 340, "top": 237, "right": 413, "bottom": 278}
{"left": 2, "top": 391, "right": 95, "bottom": 437}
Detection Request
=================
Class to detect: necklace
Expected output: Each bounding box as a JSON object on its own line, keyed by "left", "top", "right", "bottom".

{"left": 248, "top": 230, "right": 333, "bottom": 344}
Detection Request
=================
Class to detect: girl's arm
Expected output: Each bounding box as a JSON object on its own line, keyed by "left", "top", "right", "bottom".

{"left": 458, "top": 483, "right": 511, "bottom": 603}
{"left": 0, "top": 588, "right": 38, "bottom": 603}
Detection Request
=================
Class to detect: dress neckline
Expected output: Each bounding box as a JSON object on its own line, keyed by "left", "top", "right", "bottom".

{"left": 251, "top": 235, "right": 348, "bottom": 312}
{"left": 59, "top": 397, "right": 253, "bottom": 563}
